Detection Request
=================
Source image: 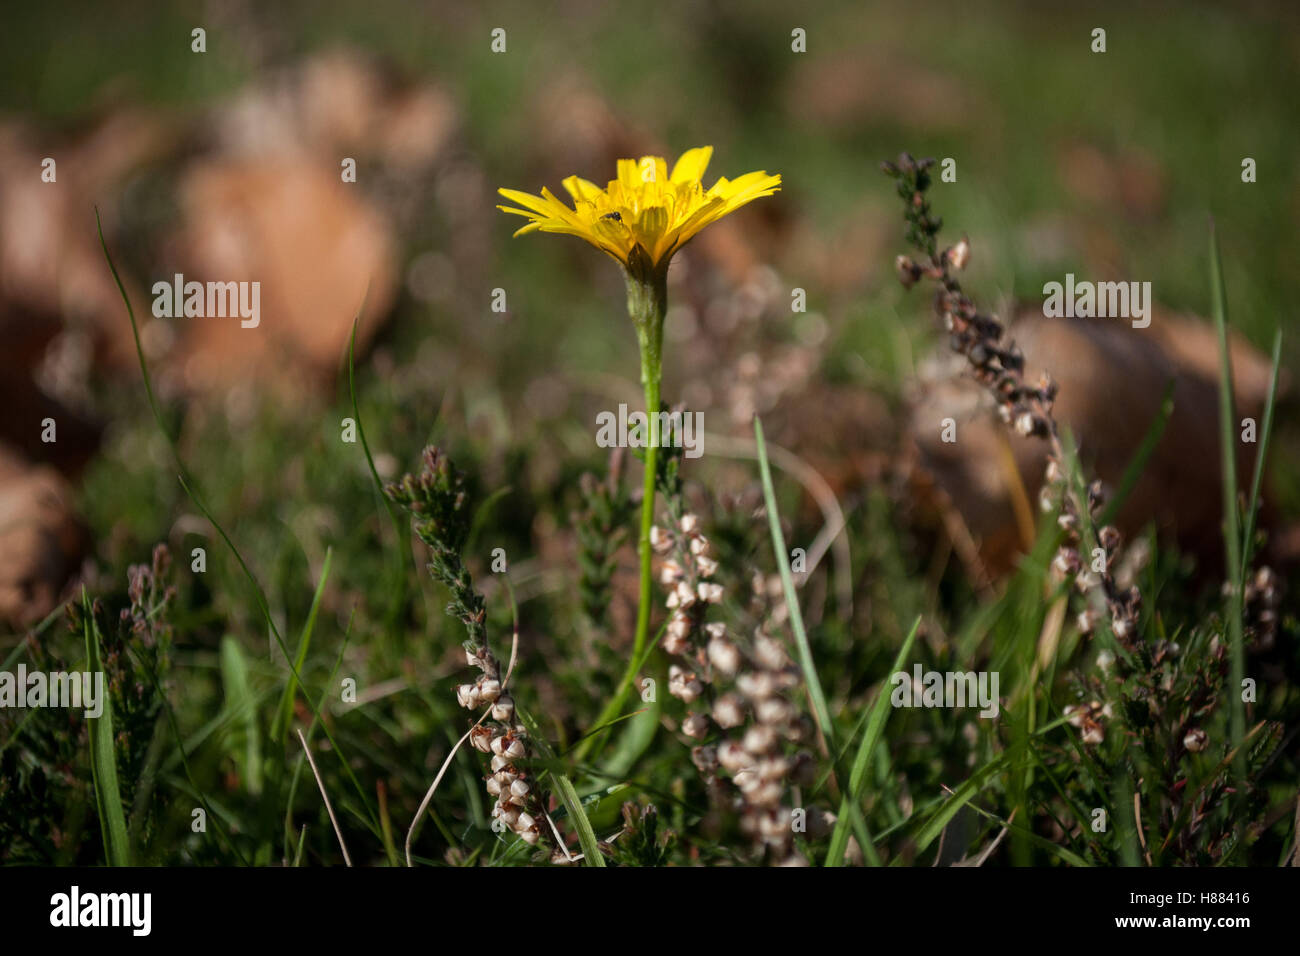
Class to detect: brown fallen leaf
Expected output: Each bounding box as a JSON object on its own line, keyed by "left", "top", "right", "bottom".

{"left": 907, "top": 304, "right": 1284, "bottom": 575}
{"left": 0, "top": 446, "right": 87, "bottom": 626}
{"left": 171, "top": 156, "right": 398, "bottom": 395}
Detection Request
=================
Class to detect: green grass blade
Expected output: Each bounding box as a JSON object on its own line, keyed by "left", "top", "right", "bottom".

{"left": 272, "top": 547, "right": 332, "bottom": 743}
{"left": 179, "top": 475, "right": 380, "bottom": 833}
{"left": 83, "top": 591, "right": 131, "bottom": 866}
{"left": 825, "top": 615, "right": 920, "bottom": 866}
{"left": 293, "top": 825, "right": 308, "bottom": 866}
{"left": 753, "top": 416, "right": 834, "bottom": 743}
{"left": 220, "top": 636, "right": 263, "bottom": 797}
{"left": 551, "top": 772, "right": 607, "bottom": 867}
{"left": 1240, "top": 329, "right": 1283, "bottom": 579}
{"left": 1209, "top": 222, "right": 1246, "bottom": 782}
{"left": 910, "top": 715, "right": 1071, "bottom": 857}
{"left": 123, "top": 643, "right": 250, "bottom": 864}
{"left": 96, "top": 209, "right": 192, "bottom": 486}
{"left": 960, "top": 796, "right": 1092, "bottom": 867}
{"left": 348, "top": 314, "right": 410, "bottom": 538}
{"left": 913, "top": 752, "right": 1011, "bottom": 856}
{"left": 755, "top": 416, "right": 881, "bottom": 862}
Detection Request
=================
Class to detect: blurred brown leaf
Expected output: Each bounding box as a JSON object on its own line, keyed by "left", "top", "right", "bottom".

{"left": 0, "top": 446, "right": 87, "bottom": 627}
{"left": 907, "top": 305, "right": 1283, "bottom": 574}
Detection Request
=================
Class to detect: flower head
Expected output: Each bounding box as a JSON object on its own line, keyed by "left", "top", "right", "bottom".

{"left": 498, "top": 146, "right": 780, "bottom": 276}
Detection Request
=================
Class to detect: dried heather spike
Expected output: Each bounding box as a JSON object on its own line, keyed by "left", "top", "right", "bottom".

{"left": 885, "top": 161, "right": 1147, "bottom": 649}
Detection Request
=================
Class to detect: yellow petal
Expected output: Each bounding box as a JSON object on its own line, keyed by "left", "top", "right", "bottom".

{"left": 497, "top": 188, "right": 566, "bottom": 219}
{"left": 670, "top": 146, "right": 713, "bottom": 185}
{"left": 498, "top": 150, "right": 777, "bottom": 271}
{"left": 562, "top": 176, "right": 604, "bottom": 204}
{"left": 616, "top": 159, "right": 641, "bottom": 191}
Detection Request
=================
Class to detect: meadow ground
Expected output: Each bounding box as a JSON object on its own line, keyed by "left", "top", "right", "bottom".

{"left": 0, "top": 0, "right": 1297, "bottom": 870}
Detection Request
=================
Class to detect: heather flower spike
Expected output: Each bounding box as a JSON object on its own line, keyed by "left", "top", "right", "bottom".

{"left": 498, "top": 148, "right": 780, "bottom": 749}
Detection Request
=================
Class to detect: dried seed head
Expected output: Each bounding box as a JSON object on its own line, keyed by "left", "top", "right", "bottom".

{"left": 1098, "top": 525, "right": 1122, "bottom": 553}
{"left": 649, "top": 525, "right": 669, "bottom": 551}
{"left": 492, "top": 732, "right": 526, "bottom": 760}
{"left": 708, "top": 636, "right": 742, "bottom": 676}
{"left": 947, "top": 237, "right": 970, "bottom": 271}
{"left": 1052, "top": 548, "right": 1079, "bottom": 577}
{"left": 750, "top": 782, "right": 784, "bottom": 809}
{"left": 895, "top": 254, "right": 921, "bottom": 289}
{"left": 476, "top": 678, "right": 502, "bottom": 703}
{"left": 755, "top": 697, "right": 794, "bottom": 726}
{"left": 682, "top": 713, "right": 711, "bottom": 739}
{"left": 737, "top": 671, "right": 777, "bottom": 701}
{"left": 1081, "top": 719, "right": 1104, "bottom": 746}
{"left": 718, "top": 741, "right": 752, "bottom": 772}
{"left": 667, "top": 611, "right": 692, "bottom": 638}
{"left": 743, "top": 724, "right": 778, "bottom": 755}
{"left": 692, "top": 745, "right": 719, "bottom": 775}
{"left": 1183, "top": 727, "right": 1208, "bottom": 753}
{"left": 662, "top": 629, "right": 692, "bottom": 656}
{"left": 679, "top": 514, "right": 700, "bottom": 535}
{"left": 1087, "top": 480, "right": 1106, "bottom": 514}
{"left": 697, "top": 582, "right": 724, "bottom": 604}
{"left": 668, "top": 665, "right": 704, "bottom": 703}
{"left": 660, "top": 560, "right": 683, "bottom": 585}
{"left": 456, "top": 684, "right": 480, "bottom": 709}
{"left": 753, "top": 636, "right": 787, "bottom": 671}
{"left": 491, "top": 694, "right": 516, "bottom": 723}
{"left": 712, "top": 693, "right": 747, "bottom": 729}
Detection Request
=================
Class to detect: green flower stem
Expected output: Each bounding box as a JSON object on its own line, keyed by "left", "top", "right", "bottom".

{"left": 575, "top": 259, "right": 666, "bottom": 766}
{"left": 629, "top": 268, "right": 665, "bottom": 661}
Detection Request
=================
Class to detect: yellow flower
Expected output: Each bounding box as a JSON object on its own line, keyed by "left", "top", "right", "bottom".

{"left": 497, "top": 146, "right": 780, "bottom": 274}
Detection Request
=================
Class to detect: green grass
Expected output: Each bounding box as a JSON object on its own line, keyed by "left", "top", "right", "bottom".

{"left": 83, "top": 591, "right": 131, "bottom": 867}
